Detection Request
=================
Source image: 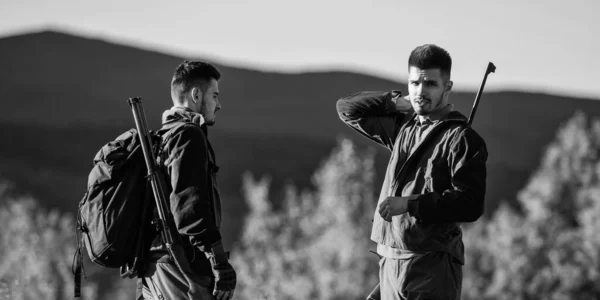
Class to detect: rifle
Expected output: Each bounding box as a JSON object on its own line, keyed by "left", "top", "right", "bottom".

{"left": 366, "top": 250, "right": 382, "bottom": 300}
{"left": 125, "top": 97, "right": 196, "bottom": 287}
{"left": 366, "top": 62, "right": 497, "bottom": 299}
{"left": 468, "top": 62, "right": 496, "bottom": 125}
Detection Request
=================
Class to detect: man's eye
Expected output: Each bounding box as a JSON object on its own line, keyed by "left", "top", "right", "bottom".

{"left": 410, "top": 81, "right": 419, "bottom": 86}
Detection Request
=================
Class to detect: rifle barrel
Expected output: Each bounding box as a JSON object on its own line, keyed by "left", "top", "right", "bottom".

{"left": 468, "top": 62, "right": 496, "bottom": 125}
{"left": 127, "top": 97, "right": 197, "bottom": 292}
{"left": 128, "top": 98, "right": 174, "bottom": 245}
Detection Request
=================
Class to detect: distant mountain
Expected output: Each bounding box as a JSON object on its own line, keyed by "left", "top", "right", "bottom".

{"left": 1, "top": 30, "right": 599, "bottom": 245}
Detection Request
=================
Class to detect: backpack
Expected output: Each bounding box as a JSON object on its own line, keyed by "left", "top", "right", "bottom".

{"left": 76, "top": 128, "right": 152, "bottom": 267}
{"left": 73, "top": 123, "right": 183, "bottom": 297}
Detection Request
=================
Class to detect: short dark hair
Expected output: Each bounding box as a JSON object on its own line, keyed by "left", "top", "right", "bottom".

{"left": 408, "top": 44, "right": 452, "bottom": 78}
{"left": 171, "top": 60, "right": 221, "bottom": 97}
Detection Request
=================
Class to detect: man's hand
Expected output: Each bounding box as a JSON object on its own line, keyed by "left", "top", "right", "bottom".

{"left": 393, "top": 93, "right": 413, "bottom": 112}
{"left": 211, "top": 262, "right": 236, "bottom": 300}
{"left": 378, "top": 196, "right": 409, "bottom": 222}
{"left": 205, "top": 241, "right": 237, "bottom": 300}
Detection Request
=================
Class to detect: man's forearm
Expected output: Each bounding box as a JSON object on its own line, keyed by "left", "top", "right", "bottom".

{"left": 408, "top": 189, "right": 484, "bottom": 223}
{"left": 336, "top": 91, "right": 411, "bottom": 149}
{"left": 336, "top": 91, "right": 399, "bottom": 122}
{"left": 170, "top": 189, "right": 223, "bottom": 248}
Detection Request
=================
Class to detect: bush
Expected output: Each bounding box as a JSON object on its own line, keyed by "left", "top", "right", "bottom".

{"left": 463, "top": 112, "right": 600, "bottom": 299}
{"left": 0, "top": 183, "right": 136, "bottom": 300}
{"left": 232, "top": 138, "right": 379, "bottom": 300}
{"left": 0, "top": 184, "right": 98, "bottom": 300}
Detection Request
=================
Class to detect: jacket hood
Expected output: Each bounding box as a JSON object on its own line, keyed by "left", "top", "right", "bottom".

{"left": 161, "top": 106, "right": 206, "bottom": 127}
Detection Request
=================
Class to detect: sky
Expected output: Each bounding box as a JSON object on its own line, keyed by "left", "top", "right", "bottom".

{"left": 0, "top": 0, "right": 599, "bottom": 98}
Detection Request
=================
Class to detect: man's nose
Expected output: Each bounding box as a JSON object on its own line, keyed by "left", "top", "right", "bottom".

{"left": 216, "top": 101, "right": 222, "bottom": 110}
{"left": 415, "top": 84, "right": 428, "bottom": 98}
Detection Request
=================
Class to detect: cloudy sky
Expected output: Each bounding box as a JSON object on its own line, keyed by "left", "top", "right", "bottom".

{"left": 1, "top": 0, "right": 598, "bottom": 98}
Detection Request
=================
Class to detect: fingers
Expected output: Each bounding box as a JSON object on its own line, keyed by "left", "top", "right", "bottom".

{"left": 213, "top": 289, "right": 235, "bottom": 300}
{"left": 213, "top": 290, "right": 224, "bottom": 300}
{"left": 378, "top": 199, "right": 388, "bottom": 215}
{"left": 379, "top": 207, "right": 387, "bottom": 217}
{"left": 378, "top": 204, "right": 385, "bottom": 215}
{"left": 379, "top": 209, "right": 389, "bottom": 221}
{"left": 379, "top": 207, "right": 392, "bottom": 222}
{"left": 379, "top": 198, "right": 394, "bottom": 222}
{"left": 383, "top": 211, "right": 392, "bottom": 222}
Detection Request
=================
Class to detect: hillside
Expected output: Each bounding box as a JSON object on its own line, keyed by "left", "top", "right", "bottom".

{"left": 1, "top": 30, "right": 599, "bottom": 244}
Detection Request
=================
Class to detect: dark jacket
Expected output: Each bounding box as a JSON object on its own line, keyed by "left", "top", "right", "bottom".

{"left": 336, "top": 91, "right": 487, "bottom": 263}
{"left": 148, "top": 107, "right": 222, "bottom": 276}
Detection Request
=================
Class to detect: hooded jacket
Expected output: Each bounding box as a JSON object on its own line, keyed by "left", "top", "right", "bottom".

{"left": 149, "top": 107, "right": 222, "bottom": 265}
{"left": 336, "top": 91, "right": 487, "bottom": 264}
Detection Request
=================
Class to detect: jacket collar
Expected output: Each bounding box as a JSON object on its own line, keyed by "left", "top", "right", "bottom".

{"left": 161, "top": 106, "right": 206, "bottom": 128}
{"left": 441, "top": 110, "right": 469, "bottom": 123}
{"left": 411, "top": 106, "right": 468, "bottom": 126}
{"left": 417, "top": 104, "right": 454, "bottom": 125}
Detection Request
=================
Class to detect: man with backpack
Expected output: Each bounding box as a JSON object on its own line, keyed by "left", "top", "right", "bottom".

{"left": 336, "top": 44, "right": 488, "bottom": 299}
{"left": 138, "top": 60, "right": 236, "bottom": 300}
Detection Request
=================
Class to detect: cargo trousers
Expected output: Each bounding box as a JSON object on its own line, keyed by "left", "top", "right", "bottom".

{"left": 379, "top": 252, "right": 462, "bottom": 300}
{"left": 137, "top": 256, "right": 215, "bottom": 300}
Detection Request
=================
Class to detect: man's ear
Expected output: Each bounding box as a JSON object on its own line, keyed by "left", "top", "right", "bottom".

{"left": 446, "top": 80, "right": 453, "bottom": 92}
{"left": 190, "top": 87, "right": 200, "bottom": 104}
{"left": 442, "top": 80, "right": 453, "bottom": 102}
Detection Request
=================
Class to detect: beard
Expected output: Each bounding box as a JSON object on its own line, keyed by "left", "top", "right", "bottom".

{"left": 200, "top": 99, "right": 217, "bottom": 126}
{"left": 412, "top": 95, "right": 445, "bottom": 116}
{"left": 412, "top": 96, "right": 433, "bottom": 115}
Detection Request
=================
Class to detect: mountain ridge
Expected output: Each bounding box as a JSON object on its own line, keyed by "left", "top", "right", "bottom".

{"left": 5, "top": 29, "right": 598, "bottom": 99}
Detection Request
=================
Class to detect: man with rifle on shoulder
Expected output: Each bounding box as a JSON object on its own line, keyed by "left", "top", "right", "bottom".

{"left": 138, "top": 60, "right": 236, "bottom": 300}
{"left": 336, "top": 44, "right": 488, "bottom": 300}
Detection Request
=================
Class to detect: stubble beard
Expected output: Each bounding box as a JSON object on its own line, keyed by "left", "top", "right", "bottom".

{"left": 413, "top": 95, "right": 445, "bottom": 116}
{"left": 200, "top": 100, "right": 216, "bottom": 126}
{"left": 412, "top": 97, "right": 432, "bottom": 116}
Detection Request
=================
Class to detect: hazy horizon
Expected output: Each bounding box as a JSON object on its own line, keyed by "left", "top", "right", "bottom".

{"left": 1, "top": 0, "right": 599, "bottom": 99}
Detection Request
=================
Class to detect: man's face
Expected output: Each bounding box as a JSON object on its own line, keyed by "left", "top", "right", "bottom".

{"left": 407, "top": 66, "right": 451, "bottom": 116}
{"left": 197, "top": 79, "right": 221, "bottom": 126}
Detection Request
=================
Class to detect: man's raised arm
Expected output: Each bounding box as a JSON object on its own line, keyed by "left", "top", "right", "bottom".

{"left": 336, "top": 91, "right": 413, "bottom": 150}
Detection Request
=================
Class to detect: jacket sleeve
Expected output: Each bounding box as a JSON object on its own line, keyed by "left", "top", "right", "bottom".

{"left": 336, "top": 91, "right": 411, "bottom": 151}
{"left": 407, "top": 127, "right": 487, "bottom": 223}
{"left": 165, "top": 124, "right": 221, "bottom": 249}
